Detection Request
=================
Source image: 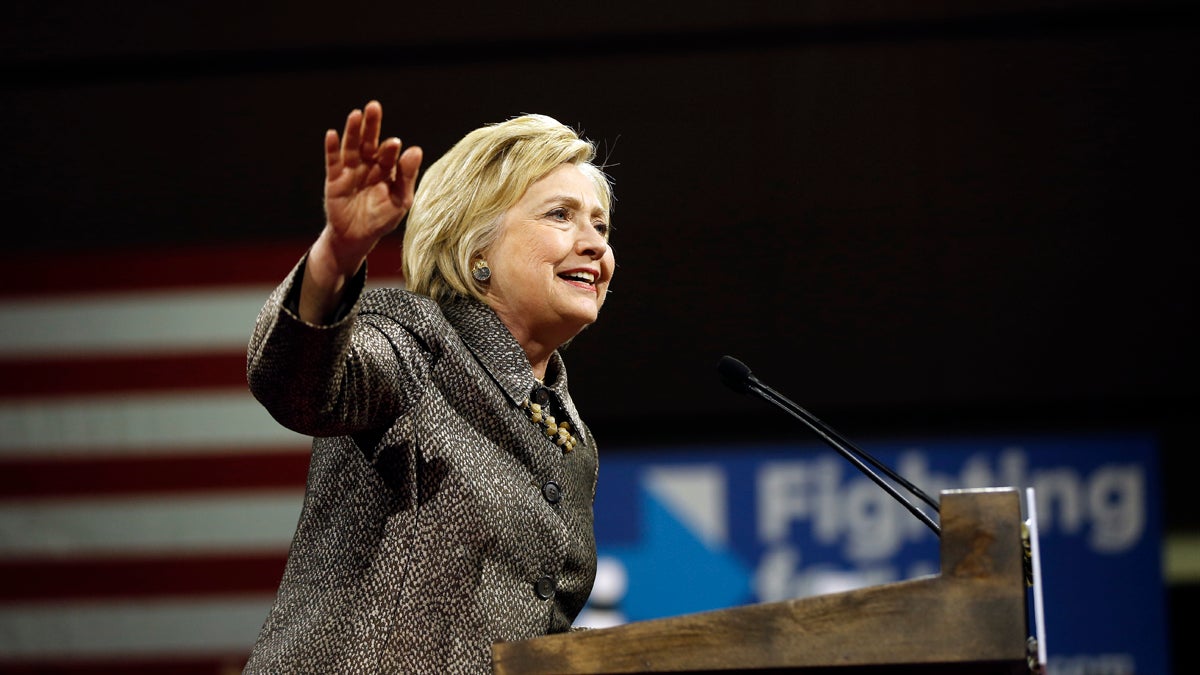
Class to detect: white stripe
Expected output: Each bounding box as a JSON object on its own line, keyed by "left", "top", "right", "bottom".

{"left": 0, "top": 277, "right": 404, "bottom": 357}
{"left": 0, "top": 287, "right": 275, "bottom": 357}
{"left": 0, "top": 390, "right": 310, "bottom": 456}
{"left": 0, "top": 596, "right": 272, "bottom": 656}
{"left": 0, "top": 492, "right": 301, "bottom": 557}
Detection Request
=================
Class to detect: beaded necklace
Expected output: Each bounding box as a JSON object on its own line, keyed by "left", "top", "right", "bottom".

{"left": 521, "top": 380, "right": 577, "bottom": 453}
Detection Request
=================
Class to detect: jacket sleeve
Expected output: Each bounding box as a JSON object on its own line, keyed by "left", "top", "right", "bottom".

{"left": 245, "top": 252, "right": 433, "bottom": 438}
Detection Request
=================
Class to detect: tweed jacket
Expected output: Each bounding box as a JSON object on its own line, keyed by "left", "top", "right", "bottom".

{"left": 242, "top": 258, "right": 599, "bottom": 674}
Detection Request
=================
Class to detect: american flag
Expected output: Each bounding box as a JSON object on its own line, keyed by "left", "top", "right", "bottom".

{"left": 0, "top": 241, "right": 405, "bottom": 673}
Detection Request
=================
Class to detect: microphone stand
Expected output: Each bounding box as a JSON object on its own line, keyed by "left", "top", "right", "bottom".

{"left": 719, "top": 355, "right": 941, "bottom": 537}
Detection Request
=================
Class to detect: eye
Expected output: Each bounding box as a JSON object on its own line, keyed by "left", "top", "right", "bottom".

{"left": 546, "top": 207, "right": 571, "bottom": 221}
{"left": 593, "top": 221, "right": 611, "bottom": 238}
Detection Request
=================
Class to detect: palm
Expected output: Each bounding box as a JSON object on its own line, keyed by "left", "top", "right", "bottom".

{"left": 325, "top": 161, "right": 406, "bottom": 241}
{"left": 323, "top": 101, "right": 422, "bottom": 263}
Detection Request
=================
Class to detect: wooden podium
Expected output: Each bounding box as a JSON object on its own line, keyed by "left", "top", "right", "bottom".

{"left": 493, "top": 488, "right": 1032, "bottom": 674}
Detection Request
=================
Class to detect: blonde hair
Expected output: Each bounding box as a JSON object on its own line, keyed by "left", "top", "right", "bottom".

{"left": 402, "top": 114, "right": 612, "bottom": 304}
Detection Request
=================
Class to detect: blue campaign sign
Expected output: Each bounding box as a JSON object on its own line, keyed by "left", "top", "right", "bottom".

{"left": 578, "top": 433, "right": 1167, "bottom": 675}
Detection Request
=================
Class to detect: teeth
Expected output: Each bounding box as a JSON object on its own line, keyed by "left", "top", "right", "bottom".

{"left": 563, "top": 271, "right": 595, "bottom": 284}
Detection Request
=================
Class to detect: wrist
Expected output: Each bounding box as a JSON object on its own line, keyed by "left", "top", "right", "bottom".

{"left": 312, "top": 226, "right": 371, "bottom": 281}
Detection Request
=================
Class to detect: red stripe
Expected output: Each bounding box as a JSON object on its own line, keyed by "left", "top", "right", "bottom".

{"left": 0, "top": 451, "right": 311, "bottom": 500}
{"left": 0, "top": 552, "right": 288, "bottom": 602}
{"left": 0, "top": 655, "right": 250, "bottom": 674}
{"left": 0, "top": 239, "right": 406, "bottom": 297}
{"left": 0, "top": 352, "right": 248, "bottom": 399}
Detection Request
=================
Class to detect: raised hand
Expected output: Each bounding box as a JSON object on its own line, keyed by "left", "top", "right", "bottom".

{"left": 301, "top": 101, "right": 422, "bottom": 323}
{"left": 322, "top": 101, "right": 423, "bottom": 271}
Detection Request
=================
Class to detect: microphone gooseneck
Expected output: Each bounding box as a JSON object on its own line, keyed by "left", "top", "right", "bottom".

{"left": 717, "top": 355, "right": 941, "bottom": 537}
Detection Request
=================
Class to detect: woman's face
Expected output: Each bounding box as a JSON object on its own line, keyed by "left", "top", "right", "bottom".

{"left": 483, "top": 163, "right": 615, "bottom": 350}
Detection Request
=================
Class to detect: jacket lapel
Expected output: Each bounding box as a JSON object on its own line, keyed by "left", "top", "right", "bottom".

{"left": 441, "top": 295, "right": 580, "bottom": 432}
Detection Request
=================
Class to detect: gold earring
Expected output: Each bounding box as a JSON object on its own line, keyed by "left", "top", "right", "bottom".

{"left": 472, "top": 259, "right": 491, "bottom": 282}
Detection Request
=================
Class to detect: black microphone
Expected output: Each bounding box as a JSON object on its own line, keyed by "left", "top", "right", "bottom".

{"left": 717, "top": 355, "right": 941, "bottom": 537}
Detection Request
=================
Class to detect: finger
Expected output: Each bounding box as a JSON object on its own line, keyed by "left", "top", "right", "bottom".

{"left": 376, "top": 137, "right": 402, "bottom": 177}
{"left": 360, "top": 137, "right": 400, "bottom": 187}
{"left": 361, "top": 101, "right": 383, "bottom": 161}
{"left": 324, "top": 129, "right": 342, "bottom": 177}
{"left": 341, "top": 108, "right": 364, "bottom": 168}
{"left": 391, "top": 145, "right": 423, "bottom": 208}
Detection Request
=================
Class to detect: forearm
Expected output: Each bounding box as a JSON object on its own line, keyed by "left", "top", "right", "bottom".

{"left": 298, "top": 226, "right": 373, "bottom": 324}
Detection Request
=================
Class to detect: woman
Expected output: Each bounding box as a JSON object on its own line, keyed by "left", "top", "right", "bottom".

{"left": 243, "top": 101, "right": 615, "bottom": 673}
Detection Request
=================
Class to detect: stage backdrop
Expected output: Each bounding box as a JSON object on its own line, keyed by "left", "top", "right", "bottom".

{"left": 0, "top": 244, "right": 1167, "bottom": 674}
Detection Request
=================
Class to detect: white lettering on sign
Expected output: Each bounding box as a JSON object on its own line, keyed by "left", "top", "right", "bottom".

{"left": 755, "top": 447, "right": 1145, "bottom": 561}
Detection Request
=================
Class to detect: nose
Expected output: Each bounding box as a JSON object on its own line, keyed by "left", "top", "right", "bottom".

{"left": 576, "top": 223, "right": 609, "bottom": 260}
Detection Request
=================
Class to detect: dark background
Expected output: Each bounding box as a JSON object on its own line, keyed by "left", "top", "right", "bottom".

{"left": 4, "top": 0, "right": 1196, "bottom": 670}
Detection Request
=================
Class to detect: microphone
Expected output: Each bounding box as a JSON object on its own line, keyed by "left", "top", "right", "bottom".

{"left": 717, "top": 355, "right": 941, "bottom": 537}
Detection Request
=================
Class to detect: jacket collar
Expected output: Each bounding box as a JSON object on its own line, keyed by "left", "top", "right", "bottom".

{"left": 440, "top": 295, "right": 574, "bottom": 415}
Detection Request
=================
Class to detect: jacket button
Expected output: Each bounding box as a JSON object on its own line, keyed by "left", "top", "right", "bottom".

{"left": 533, "top": 386, "right": 552, "bottom": 406}
{"left": 542, "top": 481, "right": 562, "bottom": 504}
{"left": 534, "top": 576, "right": 556, "bottom": 600}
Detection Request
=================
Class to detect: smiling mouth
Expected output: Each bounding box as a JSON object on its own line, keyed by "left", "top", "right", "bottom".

{"left": 559, "top": 271, "right": 597, "bottom": 286}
